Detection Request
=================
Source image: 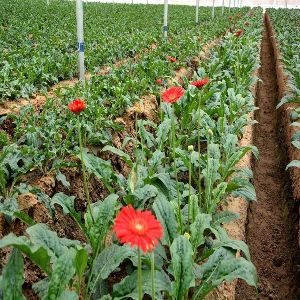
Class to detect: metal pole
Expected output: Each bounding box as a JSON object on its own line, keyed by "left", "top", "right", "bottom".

{"left": 285, "top": 0, "right": 287, "bottom": 8}
{"left": 229, "top": 0, "right": 231, "bottom": 11}
{"left": 233, "top": 0, "right": 235, "bottom": 7}
{"left": 76, "top": 0, "right": 85, "bottom": 82}
{"left": 196, "top": 0, "right": 200, "bottom": 24}
{"left": 163, "top": 0, "right": 168, "bottom": 39}
{"left": 222, "top": 0, "right": 224, "bottom": 15}
{"left": 212, "top": 0, "right": 215, "bottom": 18}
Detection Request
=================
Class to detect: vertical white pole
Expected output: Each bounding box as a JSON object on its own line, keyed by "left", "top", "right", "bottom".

{"left": 212, "top": 0, "right": 215, "bottom": 18}
{"left": 285, "top": 0, "right": 287, "bottom": 8}
{"left": 222, "top": 0, "right": 224, "bottom": 15}
{"left": 76, "top": 0, "right": 85, "bottom": 82}
{"left": 195, "top": 0, "right": 200, "bottom": 24}
{"left": 233, "top": 0, "right": 235, "bottom": 7}
{"left": 163, "top": 0, "right": 168, "bottom": 39}
{"left": 229, "top": 0, "right": 231, "bottom": 11}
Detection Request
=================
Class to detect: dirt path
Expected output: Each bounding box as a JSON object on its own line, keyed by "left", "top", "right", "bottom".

{"left": 235, "top": 15, "right": 300, "bottom": 300}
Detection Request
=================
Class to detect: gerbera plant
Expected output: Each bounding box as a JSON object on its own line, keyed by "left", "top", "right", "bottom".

{"left": 68, "top": 99, "right": 94, "bottom": 223}
{"left": 161, "top": 86, "right": 185, "bottom": 233}
{"left": 114, "top": 205, "right": 163, "bottom": 300}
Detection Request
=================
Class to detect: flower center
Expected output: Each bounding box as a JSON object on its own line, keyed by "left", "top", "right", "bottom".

{"left": 135, "top": 223, "right": 144, "bottom": 232}
{"left": 130, "top": 218, "right": 148, "bottom": 235}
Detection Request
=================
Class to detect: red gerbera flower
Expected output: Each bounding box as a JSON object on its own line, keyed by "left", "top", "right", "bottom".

{"left": 162, "top": 86, "right": 185, "bottom": 104}
{"left": 166, "top": 56, "right": 177, "bottom": 63}
{"left": 228, "top": 16, "right": 233, "bottom": 21}
{"left": 190, "top": 77, "right": 210, "bottom": 89}
{"left": 234, "top": 29, "right": 243, "bottom": 37}
{"left": 68, "top": 99, "right": 86, "bottom": 114}
{"left": 113, "top": 205, "right": 163, "bottom": 253}
{"left": 244, "top": 21, "right": 250, "bottom": 26}
{"left": 155, "top": 78, "right": 163, "bottom": 85}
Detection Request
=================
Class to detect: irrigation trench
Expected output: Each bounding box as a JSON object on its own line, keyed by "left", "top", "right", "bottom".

{"left": 235, "top": 15, "right": 300, "bottom": 299}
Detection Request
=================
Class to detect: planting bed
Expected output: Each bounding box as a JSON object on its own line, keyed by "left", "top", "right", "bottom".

{"left": 1, "top": 2, "right": 300, "bottom": 300}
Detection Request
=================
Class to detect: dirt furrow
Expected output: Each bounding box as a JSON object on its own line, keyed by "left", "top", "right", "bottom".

{"left": 235, "top": 15, "right": 300, "bottom": 300}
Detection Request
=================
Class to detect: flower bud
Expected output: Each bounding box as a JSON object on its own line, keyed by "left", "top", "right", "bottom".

{"left": 208, "top": 129, "right": 213, "bottom": 137}
{"left": 184, "top": 232, "right": 191, "bottom": 240}
{"left": 188, "top": 145, "right": 194, "bottom": 152}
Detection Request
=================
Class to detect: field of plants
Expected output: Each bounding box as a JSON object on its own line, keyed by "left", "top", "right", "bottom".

{"left": 0, "top": 0, "right": 299, "bottom": 299}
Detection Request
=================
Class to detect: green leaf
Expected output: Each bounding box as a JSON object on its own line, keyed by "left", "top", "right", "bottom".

{"left": 212, "top": 211, "right": 240, "bottom": 226}
{"left": 0, "top": 249, "right": 26, "bottom": 300}
{"left": 193, "top": 247, "right": 257, "bottom": 299}
{"left": 170, "top": 236, "right": 194, "bottom": 300}
{"left": 14, "top": 211, "right": 36, "bottom": 226}
{"left": 153, "top": 195, "right": 178, "bottom": 245}
{"left": 156, "top": 118, "right": 171, "bottom": 146}
{"left": 190, "top": 213, "right": 212, "bottom": 250}
{"left": 26, "top": 224, "right": 80, "bottom": 258}
{"left": 89, "top": 244, "right": 133, "bottom": 296}
{"left": 56, "top": 171, "right": 70, "bottom": 189}
{"left": 102, "top": 145, "right": 133, "bottom": 168}
{"left": 84, "top": 194, "right": 118, "bottom": 252}
{"left": 80, "top": 151, "right": 116, "bottom": 193}
{"left": 211, "top": 182, "right": 228, "bottom": 211}
{"left": 75, "top": 248, "right": 88, "bottom": 278}
{"left": 113, "top": 270, "right": 171, "bottom": 299}
{"left": 292, "top": 140, "right": 300, "bottom": 149}
{"left": 0, "top": 233, "right": 51, "bottom": 274}
{"left": 211, "top": 233, "right": 251, "bottom": 261}
{"left": 146, "top": 173, "right": 176, "bottom": 200}
{"left": 47, "top": 249, "right": 76, "bottom": 299}
{"left": 32, "top": 279, "right": 49, "bottom": 299}
{"left": 51, "top": 193, "right": 84, "bottom": 231}
{"left": 286, "top": 160, "right": 300, "bottom": 169}
{"left": 57, "top": 291, "right": 79, "bottom": 300}
{"left": 132, "top": 184, "right": 158, "bottom": 209}
{"left": 223, "top": 146, "right": 258, "bottom": 179}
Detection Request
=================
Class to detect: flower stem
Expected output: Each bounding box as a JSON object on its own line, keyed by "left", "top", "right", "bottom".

{"left": 171, "top": 111, "right": 183, "bottom": 234}
{"left": 137, "top": 248, "right": 142, "bottom": 300}
{"left": 188, "top": 151, "right": 192, "bottom": 225}
{"left": 197, "top": 94, "right": 202, "bottom": 210}
{"left": 77, "top": 120, "right": 95, "bottom": 223}
{"left": 151, "top": 252, "right": 155, "bottom": 300}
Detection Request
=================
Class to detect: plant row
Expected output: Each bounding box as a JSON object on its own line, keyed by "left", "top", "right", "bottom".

{"left": 268, "top": 8, "right": 300, "bottom": 169}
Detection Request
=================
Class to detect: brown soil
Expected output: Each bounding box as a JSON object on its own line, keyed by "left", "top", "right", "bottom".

{"left": 235, "top": 15, "right": 300, "bottom": 300}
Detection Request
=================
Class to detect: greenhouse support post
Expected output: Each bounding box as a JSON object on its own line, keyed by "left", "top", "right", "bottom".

{"left": 163, "top": 0, "right": 168, "bottom": 39}
{"left": 229, "top": 0, "right": 231, "bottom": 11}
{"left": 221, "top": 0, "right": 224, "bottom": 15}
{"left": 195, "top": 0, "right": 200, "bottom": 24}
{"left": 234, "top": 0, "right": 235, "bottom": 7}
{"left": 212, "top": 0, "right": 215, "bottom": 18}
{"left": 285, "top": 0, "right": 287, "bottom": 8}
{"left": 76, "top": 0, "right": 85, "bottom": 82}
